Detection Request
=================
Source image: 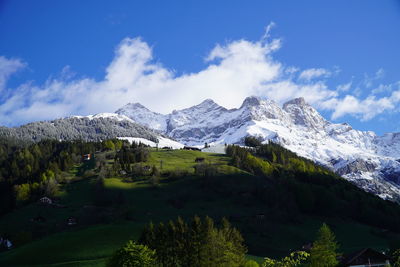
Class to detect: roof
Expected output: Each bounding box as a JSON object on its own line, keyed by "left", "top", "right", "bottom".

{"left": 341, "top": 248, "right": 390, "bottom": 265}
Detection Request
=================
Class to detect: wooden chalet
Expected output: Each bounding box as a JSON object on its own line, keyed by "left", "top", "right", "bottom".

{"left": 340, "top": 248, "right": 390, "bottom": 267}
{"left": 82, "top": 154, "right": 91, "bottom": 161}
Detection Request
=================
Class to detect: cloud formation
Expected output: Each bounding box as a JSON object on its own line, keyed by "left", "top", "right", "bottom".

{"left": 0, "top": 56, "right": 26, "bottom": 92}
{"left": 298, "top": 68, "right": 331, "bottom": 81}
{"left": 0, "top": 32, "right": 399, "bottom": 126}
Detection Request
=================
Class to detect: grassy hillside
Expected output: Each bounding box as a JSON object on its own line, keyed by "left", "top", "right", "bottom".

{"left": 1, "top": 147, "right": 400, "bottom": 266}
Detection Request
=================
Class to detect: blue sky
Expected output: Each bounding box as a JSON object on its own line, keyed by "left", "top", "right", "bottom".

{"left": 1, "top": 0, "right": 400, "bottom": 134}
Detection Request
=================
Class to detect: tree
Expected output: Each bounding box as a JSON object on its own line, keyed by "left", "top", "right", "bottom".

{"left": 14, "top": 184, "right": 31, "bottom": 205}
{"left": 245, "top": 260, "right": 260, "bottom": 267}
{"left": 107, "top": 240, "right": 156, "bottom": 267}
{"left": 309, "top": 223, "right": 339, "bottom": 267}
{"left": 139, "top": 216, "right": 247, "bottom": 267}
{"left": 262, "top": 251, "right": 309, "bottom": 267}
{"left": 244, "top": 136, "right": 262, "bottom": 147}
{"left": 393, "top": 248, "right": 400, "bottom": 267}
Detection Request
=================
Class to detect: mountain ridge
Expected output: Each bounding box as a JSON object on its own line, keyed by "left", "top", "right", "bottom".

{"left": 116, "top": 96, "right": 400, "bottom": 201}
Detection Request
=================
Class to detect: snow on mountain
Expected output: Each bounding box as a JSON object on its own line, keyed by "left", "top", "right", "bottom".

{"left": 116, "top": 96, "right": 400, "bottom": 201}
{"left": 73, "top": 113, "right": 134, "bottom": 122}
{"left": 118, "top": 136, "right": 184, "bottom": 149}
{"left": 115, "top": 103, "right": 168, "bottom": 131}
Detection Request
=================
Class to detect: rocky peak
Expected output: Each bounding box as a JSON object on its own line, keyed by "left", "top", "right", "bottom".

{"left": 181, "top": 99, "right": 225, "bottom": 114}
{"left": 116, "top": 102, "right": 150, "bottom": 112}
{"left": 282, "top": 97, "right": 327, "bottom": 129}
{"left": 282, "top": 97, "right": 306, "bottom": 109}
{"left": 115, "top": 102, "right": 167, "bottom": 132}
{"left": 241, "top": 96, "right": 262, "bottom": 108}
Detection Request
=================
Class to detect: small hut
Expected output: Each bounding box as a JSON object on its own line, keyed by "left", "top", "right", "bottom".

{"left": 340, "top": 248, "right": 390, "bottom": 267}
{"left": 67, "top": 217, "right": 77, "bottom": 226}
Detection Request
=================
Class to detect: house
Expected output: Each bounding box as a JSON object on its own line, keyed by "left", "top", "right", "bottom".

{"left": 195, "top": 157, "right": 205, "bottom": 163}
{"left": 67, "top": 217, "right": 77, "bottom": 226}
{"left": 183, "top": 146, "right": 201, "bottom": 151}
{"left": 39, "top": 196, "right": 53, "bottom": 205}
{"left": 82, "top": 154, "right": 91, "bottom": 161}
{"left": 340, "top": 248, "right": 390, "bottom": 267}
{"left": 0, "top": 237, "right": 13, "bottom": 250}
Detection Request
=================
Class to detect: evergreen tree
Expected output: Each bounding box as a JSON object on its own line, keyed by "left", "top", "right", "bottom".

{"left": 139, "top": 216, "right": 247, "bottom": 267}
{"left": 309, "top": 223, "right": 339, "bottom": 267}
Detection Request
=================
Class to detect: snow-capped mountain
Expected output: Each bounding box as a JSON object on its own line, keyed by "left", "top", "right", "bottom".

{"left": 116, "top": 96, "right": 400, "bottom": 201}
{"left": 0, "top": 113, "right": 180, "bottom": 147}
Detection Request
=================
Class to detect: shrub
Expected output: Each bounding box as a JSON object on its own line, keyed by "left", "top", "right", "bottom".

{"left": 107, "top": 240, "right": 156, "bottom": 267}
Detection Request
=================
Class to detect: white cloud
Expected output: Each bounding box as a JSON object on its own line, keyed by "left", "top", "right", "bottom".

{"left": 0, "top": 37, "right": 285, "bottom": 125}
{"left": 322, "top": 90, "right": 400, "bottom": 121}
{"left": 364, "top": 68, "right": 385, "bottom": 88}
{"left": 0, "top": 56, "right": 26, "bottom": 92}
{"left": 337, "top": 81, "right": 352, "bottom": 92}
{"left": 0, "top": 33, "right": 399, "bottom": 126}
{"left": 298, "top": 68, "right": 331, "bottom": 81}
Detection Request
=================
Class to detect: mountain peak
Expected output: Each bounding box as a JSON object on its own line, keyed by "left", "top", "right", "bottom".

{"left": 241, "top": 96, "right": 262, "bottom": 108}
{"left": 198, "top": 98, "right": 217, "bottom": 106}
{"left": 283, "top": 97, "right": 307, "bottom": 109}
{"left": 119, "top": 102, "right": 148, "bottom": 110}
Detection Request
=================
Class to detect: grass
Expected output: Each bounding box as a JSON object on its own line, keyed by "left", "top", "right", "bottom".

{"left": 1, "top": 149, "right": 399, "bottom": 266}
{"left": 0, "top": 223, "right": 141, "bottom": 266}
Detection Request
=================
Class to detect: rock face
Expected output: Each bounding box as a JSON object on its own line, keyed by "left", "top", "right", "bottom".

{"left": 117, "top": 96, "right": 400, "bottom": 201}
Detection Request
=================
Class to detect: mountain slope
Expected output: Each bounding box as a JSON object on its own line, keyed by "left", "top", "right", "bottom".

{"left": 0, "top": 113, "right": 170, "bottom": 145}
{"left": 117, "top": 97, "right": 400, "bottom": 201}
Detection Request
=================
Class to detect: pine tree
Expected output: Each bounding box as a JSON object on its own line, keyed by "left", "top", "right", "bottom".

{"left": 188, "top": 215, "right": 203, "bottom": 266}
{"left": 309, "top": 223, "right": 339, "bottom": 267}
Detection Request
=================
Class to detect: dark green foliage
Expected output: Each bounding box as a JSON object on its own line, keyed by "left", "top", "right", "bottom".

{"left": 107, "top": 240, "right": 156, "bottom": 267}
{"left": 114, "top": 142, "right": 149, "bottom": 172}
{"left": 225, "top": 143, "right": 400, "bottom": 232}
{"left": 139, "top": 216, "right": 247, "bottom": 267}
{"left": 244, "top": 136, "right": 262, "bottom": 148}
{"left": 393, "top": 248, "right": 400, "bottom": 267}
{"left": 0, "top": 138, "right": 127, "bottom": 214}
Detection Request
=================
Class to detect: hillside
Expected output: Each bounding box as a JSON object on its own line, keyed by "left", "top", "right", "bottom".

{"left": 1, "top": 141, "right": 400, "bottom": 266}
{"left": 0, "top": 114, "right": 160, "bottom": 143}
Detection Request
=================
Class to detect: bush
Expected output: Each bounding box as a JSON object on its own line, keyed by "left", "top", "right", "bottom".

{"left": 107, "top": 240, "right": 156, "bottom": 267}
{"left": 245, "top": 260, "right": 260, "bottom": 267}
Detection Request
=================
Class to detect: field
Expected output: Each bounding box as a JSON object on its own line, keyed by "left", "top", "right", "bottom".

{"left": 0, "top": 149, "right": 399, "bottom": 266}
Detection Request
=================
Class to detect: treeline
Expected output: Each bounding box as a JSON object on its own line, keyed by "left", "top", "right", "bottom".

{"left": 225, "top": 138, "right": 400, "bottom": 232}
{"left": 108, "top": 218, "right": 354, "bottom": 267}
{"left": 113, "top": 142, "right": 149, "bottom": 172}
{"left": 0, "top": 138, "right": 125, "bottom": 214}
{"left": 137, "top": 216, "right": 247, "bottom": 267}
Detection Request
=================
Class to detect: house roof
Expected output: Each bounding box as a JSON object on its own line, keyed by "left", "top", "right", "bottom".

{"left": 341, "top": 248, "right": 390, "bottom": 265}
